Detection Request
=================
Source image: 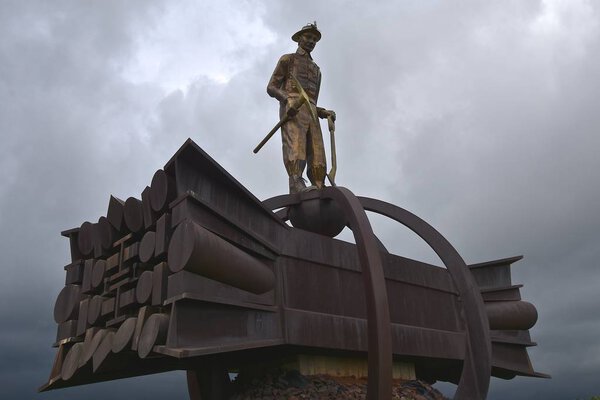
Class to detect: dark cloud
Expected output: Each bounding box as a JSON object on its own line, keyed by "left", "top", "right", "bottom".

{"left": 1, "top": 1, "right": 598, "bottom": 398}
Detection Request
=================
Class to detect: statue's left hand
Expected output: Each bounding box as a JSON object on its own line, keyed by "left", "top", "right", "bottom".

{"left": 319, "top": 109, "right": 336, "bottom": 121}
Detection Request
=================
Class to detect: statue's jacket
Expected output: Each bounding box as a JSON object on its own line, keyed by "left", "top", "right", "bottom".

{"left": 267, "top": 47, "right": 326, "bottom": 166}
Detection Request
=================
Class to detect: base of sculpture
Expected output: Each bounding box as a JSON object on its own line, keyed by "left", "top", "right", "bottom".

{"left": 228, "top": 367, "right": 447, "bottom": 400}
{"left": 186, "top": 356, "right": 446, "bottom": 400}
{"left": 282, "top": 354, "right": 415, "bottom": 380}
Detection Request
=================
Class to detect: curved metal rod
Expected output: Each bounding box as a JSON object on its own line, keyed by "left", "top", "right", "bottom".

{"left": 321, "top": 188, "right": 393, "bottom": 400}
{"left": 264, "top": 188, "right": 392, "bottom": 400}
{"left": 358, "top": 196, "right": 491, "bottom": 400}
{"left": 262, "top": 194, "right": 298, "bottom": 210}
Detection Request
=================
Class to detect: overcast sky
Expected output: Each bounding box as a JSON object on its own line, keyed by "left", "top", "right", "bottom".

{"left": 1, "top": 1, "right": 599, "bottom": 399}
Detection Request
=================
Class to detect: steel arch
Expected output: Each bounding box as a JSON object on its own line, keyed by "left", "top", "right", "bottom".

{"left": 263, "top": 188, "right": 491, "bottom": 400}
{"left": 357, "top": 196, "right": 491, "bottom": 400}
{"left": 265, "top": 187, "right": 393, "bottom": 399}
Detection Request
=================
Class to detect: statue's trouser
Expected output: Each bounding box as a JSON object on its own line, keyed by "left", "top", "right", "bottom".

{"left": 281, "top": 102, "right": 326, "bottom": 192}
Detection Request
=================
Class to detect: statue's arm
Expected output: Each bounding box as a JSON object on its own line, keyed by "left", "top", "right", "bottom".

{"left": 315, "top": 70, "right": 335, "bottom": 120}
{"left": 317, "top": 107, "right": 336, "bottom": 121}
{"left": 315, "top": 68, "right": 322, "bottom": 103}
{"left": 267, "top": 55, "right": 289, "bottom": 103}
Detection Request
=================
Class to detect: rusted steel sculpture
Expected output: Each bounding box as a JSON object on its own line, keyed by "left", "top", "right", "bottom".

{"left": 41, "top": 139, "right": 547, "bottom": 399}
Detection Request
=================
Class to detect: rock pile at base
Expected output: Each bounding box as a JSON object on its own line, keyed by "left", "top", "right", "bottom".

{"left": 230, "top": 369, "right": 448, "bottom": 400}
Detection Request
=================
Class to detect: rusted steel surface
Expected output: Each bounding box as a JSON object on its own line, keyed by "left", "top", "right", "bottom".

{"left": 139, "top": 231, "right": 156, "bottom": 263}
{"left": 91, "top": 260, "right": 106, "bottom": 289}
{"left": 123, "top": 197, "right": 144, "bottom": 233}
{"left": 87, "top": 295, "right": 104, "bottom": 325}
{"left": 112, "top": 317, "right": 137, "bottom": 353}
{"left": 92, "top": 330, "right": 116, "bottom": 372}
{"left": 54, "top": 284, "right": 81, "bottom": 323}
{"left": 42, "top": 139, "right": 545, "bottom": 399}
{"left": 61, "top": 342, "right": 84, "bottom": 381}
{"left": 135, "top": 270, "right": 153, "bottom": 304}
{"left": 107, "top": 195, "right": 126, "bottom": 232}
{"left": 151, "top": 262, "right": 169, "bottom": 306}
{"left": 138, "top": 313, "right": 169, "bottom": 358}
{"left": 168, "top": 220, "right": 275, "bottom": 294}
{"left": 78, "top": 221, "right": 94, "bottom": 257}
{"left": 486, "top": 301, "right": 538, "bottom": 331}
{"left": 150, "top": 169, "right": 177, "bottom": 213}
{"left": 97, "top": 216, "right": 118, "bottom": 251}
{"left": 141, "top": 186, "right": 157, "bottom": 230}
{"left": 64, "top": 260, "right": 84, "bottom": 285}
{"left": 154, "top": 213, "right": 172, "bottom": 257}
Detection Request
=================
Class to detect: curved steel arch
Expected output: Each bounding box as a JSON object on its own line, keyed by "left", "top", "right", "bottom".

{"left": 357, "top": 197, "right": 491, "bottom": 400}
{"left": 265, "top": 187, "right": 393, "bottom": 400}
{"left": 264, "top": 190, "right": 492, "bottom": 400}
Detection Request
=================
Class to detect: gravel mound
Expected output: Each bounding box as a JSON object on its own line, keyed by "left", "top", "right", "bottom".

{"left": 230, "top": 368, "right": 448, "bottom": 399}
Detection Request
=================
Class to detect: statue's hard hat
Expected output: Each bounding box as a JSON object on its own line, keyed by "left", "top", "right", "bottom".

{"left": 291, "top": 22, "right": 321, "bottom": 42}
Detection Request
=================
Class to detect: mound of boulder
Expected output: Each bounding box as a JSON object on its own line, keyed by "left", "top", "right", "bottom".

{"left": 230, "top": 368, "right": 448, "bottom": 400}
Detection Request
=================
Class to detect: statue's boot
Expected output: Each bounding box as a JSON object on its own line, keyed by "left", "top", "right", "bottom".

{"left": 289, "top": 175, "right": 307, "bottom": 194}
{"left": 286, "top": 160, "right": 307, "bottom": 194}
{"left": 308, "top": 165, "right": 327, "bottom": 190}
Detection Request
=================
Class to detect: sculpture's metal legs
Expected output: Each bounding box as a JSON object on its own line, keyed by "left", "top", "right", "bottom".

{"left": 187, "top": 366, "right": 230, "bottom": 400}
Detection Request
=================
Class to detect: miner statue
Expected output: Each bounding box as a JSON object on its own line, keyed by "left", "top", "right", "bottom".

{"left": 254, "top": 22, "right": 337, "bottom": 194}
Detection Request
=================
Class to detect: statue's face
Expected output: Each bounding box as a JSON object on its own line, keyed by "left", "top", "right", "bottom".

{"left": 298, "top": 31, "right": 319, "bottom": 53}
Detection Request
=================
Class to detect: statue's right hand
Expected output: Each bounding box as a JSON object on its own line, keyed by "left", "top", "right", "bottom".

{"left": 286, "top": 97, "right": 302, "bottom": 117}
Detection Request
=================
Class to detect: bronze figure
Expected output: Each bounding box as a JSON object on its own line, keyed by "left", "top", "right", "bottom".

{"left": 266, "top": 22, "right": 336, "bottom": 194}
